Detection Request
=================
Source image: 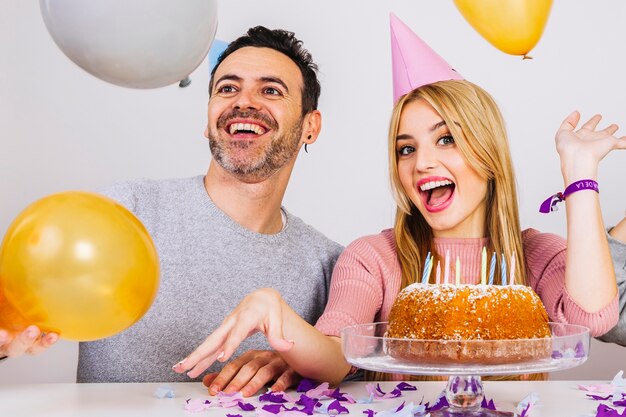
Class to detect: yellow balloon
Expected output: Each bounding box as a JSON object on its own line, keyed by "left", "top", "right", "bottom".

{"left": 0, "top": 192, "right": 159, "bottom": 341}
{"left": 453, "top": 0, "right": 553, "bottom": 57}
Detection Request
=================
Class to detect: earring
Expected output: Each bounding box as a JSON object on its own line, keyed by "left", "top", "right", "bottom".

{"left": 304, "top": 143, "right": 309, "bottom": 153}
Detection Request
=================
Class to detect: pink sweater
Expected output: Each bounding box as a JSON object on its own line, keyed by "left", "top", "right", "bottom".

{"left": 315, "top": 228, "right": 618, "bottom": 338}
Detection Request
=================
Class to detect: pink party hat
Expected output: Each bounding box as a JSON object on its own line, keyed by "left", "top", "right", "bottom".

{"left": 390, "top": 13, "right": 463, "bottom": 102}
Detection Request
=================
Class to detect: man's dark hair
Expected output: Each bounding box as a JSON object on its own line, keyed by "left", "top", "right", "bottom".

{"left": 209, "top": 26, "right": 321, "bottom": 116}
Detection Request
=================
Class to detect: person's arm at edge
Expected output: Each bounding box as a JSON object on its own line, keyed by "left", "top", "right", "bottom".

{"left": 596, "top": 217, "right": 626, "bottom": 346}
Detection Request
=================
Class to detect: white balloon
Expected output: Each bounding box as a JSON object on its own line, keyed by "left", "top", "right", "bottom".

{"left": 40, "top": 0, "right": 218, "bottom": 89}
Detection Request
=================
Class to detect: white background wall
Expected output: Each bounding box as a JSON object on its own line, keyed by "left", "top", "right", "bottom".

{"left": 1, "top": 0, "right": 624, "bottom": 383}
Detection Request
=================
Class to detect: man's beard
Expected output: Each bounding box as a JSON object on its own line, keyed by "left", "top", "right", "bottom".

{"left": 208, "top": 112, "right": 304, "bottom": 182}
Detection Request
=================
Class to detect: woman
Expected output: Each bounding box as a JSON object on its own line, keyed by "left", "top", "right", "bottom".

{"left": 173, "top": 20, "right": 623, "bottom": 386}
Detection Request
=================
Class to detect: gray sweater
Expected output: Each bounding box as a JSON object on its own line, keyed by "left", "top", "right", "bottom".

{"left": 77, "top": 176, "right": 343, "bottom": 382}
{"left": 597, "top": 231, "right": 626, "bottom": 346}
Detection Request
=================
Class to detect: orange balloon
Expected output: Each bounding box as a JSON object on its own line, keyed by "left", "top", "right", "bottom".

{"left": 454, "top": 0, "right": 553, "bottom": 57}
{"left": 0, "top": 192, "right": 159, "bottom": 341}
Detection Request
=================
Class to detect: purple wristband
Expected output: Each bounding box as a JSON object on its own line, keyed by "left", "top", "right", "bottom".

{"left": 539, "top": 179, "right": 599, "bottom": 214}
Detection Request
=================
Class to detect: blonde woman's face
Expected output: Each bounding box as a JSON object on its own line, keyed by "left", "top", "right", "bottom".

{"left": 396, "top": 99, "right": 488, "bottom": 238}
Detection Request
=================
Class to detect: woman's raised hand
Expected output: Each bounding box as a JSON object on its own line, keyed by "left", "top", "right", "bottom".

{"left": 556, "top": 111, "right": 626, "bottom": 182}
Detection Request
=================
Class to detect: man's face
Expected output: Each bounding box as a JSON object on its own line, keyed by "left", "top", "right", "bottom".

{"left": 206, "top": 47, "right": 306, "bottom": 182}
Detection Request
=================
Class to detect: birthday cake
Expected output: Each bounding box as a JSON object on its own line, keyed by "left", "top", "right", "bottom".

{"left": 385, "top": 284, "right": 552, "bottom": 364}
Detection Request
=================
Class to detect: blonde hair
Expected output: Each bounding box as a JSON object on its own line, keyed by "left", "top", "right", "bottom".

{"left": 373, "top": 80, "right": 531, "bottom": 382}
{"left": 388, "top": 80, "right": 527, "bottom": 291}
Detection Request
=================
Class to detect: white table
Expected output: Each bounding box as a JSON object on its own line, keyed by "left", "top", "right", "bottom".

{"left": 0, "top": 380, "right": 611, "bottom": 417}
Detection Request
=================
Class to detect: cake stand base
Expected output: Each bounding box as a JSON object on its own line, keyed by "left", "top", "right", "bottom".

{"left": 428, "top": 375, "right": 516, "bottom": 417}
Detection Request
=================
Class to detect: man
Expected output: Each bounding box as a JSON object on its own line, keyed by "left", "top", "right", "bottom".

{"left": 0, "top": 26, "right": 343, "bottom": 395}
{"left": 598, "top": 215, "right": 626, "bottom": 346}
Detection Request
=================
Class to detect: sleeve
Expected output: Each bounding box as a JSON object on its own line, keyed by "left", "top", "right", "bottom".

{"left": 523, "top": 228, "right": 618, "bottom": 337}
{"left": 596, "top": 231, "right": 626, "bottom": 346}
{"left": 314, "top": 237, "right": 387, "bottom": 337}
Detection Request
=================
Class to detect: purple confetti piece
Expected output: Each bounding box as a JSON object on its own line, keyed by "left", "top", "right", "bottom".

{"left": 326, "top": 388, "right": 355, "bottom": 403}
{"left": 327, "top": 400, "right": 350, "bottom": 415}
{"left": 237, "top": 401, "right": 256, "bottom": 411}
{"left": 551, "top": 350, "right": 563, "bottom": 359}
{"left": 427, "top": 395, "right": 449, "bottom": 412}
{"left": 395, "top": 382, "right": 417, "bottom": 391}
{"left": 614, "top": 398, "right": 626, "bottom": 407}
{"left": 259, "top": 392, "right": 290, "bottom": 403}
{"left": 388, "top": 388, "right": 402, "bottom": 398}
{"left": 575, "top": 341, "right": 586, "bottom": 358}
{"left": 366, "top": 383, "right": 402, "bottom": 399}
{"left": 286, "top": 396, "right": 317, "bottom": 415}
{"left": 588, "top": 394, "right": 613, "bottom": 401}
{"left": 362, "top": 410, "right": 375, "bottom": 417}
{"left": 596, "top": 403, "right": 626, "bottom": 417}
{"left": 262, "top": 404, "right": 284, "bottom": 414}
{"left": 394, "top": 401, "right": 405, "bottom": 412}
{"left": 480, "top": 397, "right": 496, "bottom": 410}
{"left": 297, "top": 379, "right": 319, "bottom": 393}
{"left": 227, "top": 414, "right": 243, "bottom": 417}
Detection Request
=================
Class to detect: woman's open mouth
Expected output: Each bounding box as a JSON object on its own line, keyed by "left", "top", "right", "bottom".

{"left": 418, "top": 178, "right": 456, "bottom": 213}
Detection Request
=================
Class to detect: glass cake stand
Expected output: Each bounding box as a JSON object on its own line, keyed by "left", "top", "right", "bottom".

{"left": 341, "top": 322, "right": 589, "bottom": 417}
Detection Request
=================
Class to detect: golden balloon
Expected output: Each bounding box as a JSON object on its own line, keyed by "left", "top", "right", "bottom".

{"left": 454, "top": 0, "right": 553, "bottom": 57}
{"left": 0, "top": 192, "right": 159, "bottom": 341}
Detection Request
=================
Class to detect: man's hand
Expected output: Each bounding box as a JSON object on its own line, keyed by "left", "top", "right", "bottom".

{"left": 202, "top": 350, "right": 300, "bottom": 397}
{"left": 0, "top": 325, "right": 59, "bottom": 358}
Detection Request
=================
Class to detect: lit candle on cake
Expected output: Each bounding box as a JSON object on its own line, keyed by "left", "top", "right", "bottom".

{"left": 444, "top": 250, "right": 450, "bottom": 285}
{"left": 481, "top": 246, "right": 486, "bottom": 285}
{"left": 421, "top": 252, "right": 431, "bottom": 284}
{"left": 488, "top": 252, "right": 496, "bottom": 285}
{"left": 501, "top": 253, "right": 507, "bottom": 286}
{"left": 436, "top": 260, "right": 441, "bottom": 285}
{"left": 510, "top": 252, "right": 516, "bottom": 285}
{"left": 455, "top": 256, "right": 461, "bottom": 286}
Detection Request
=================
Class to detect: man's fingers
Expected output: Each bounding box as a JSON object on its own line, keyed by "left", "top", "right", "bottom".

{"left": 223, "top": 355, "right": 280, "bottom": 396}
{"left": 271, "top": 367, "right": 300, "bottom": 393}
{"left": 203, "top": 373, "right": 219, "bottom": 391}
{"left": 6, "top": 326, "right": 39, "bottom": 357}
{"left": 236, "top": 357, "right": 289, "bottom": 397}
{"left": 212, "top": 353, "right": 269, "bottom": 394}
